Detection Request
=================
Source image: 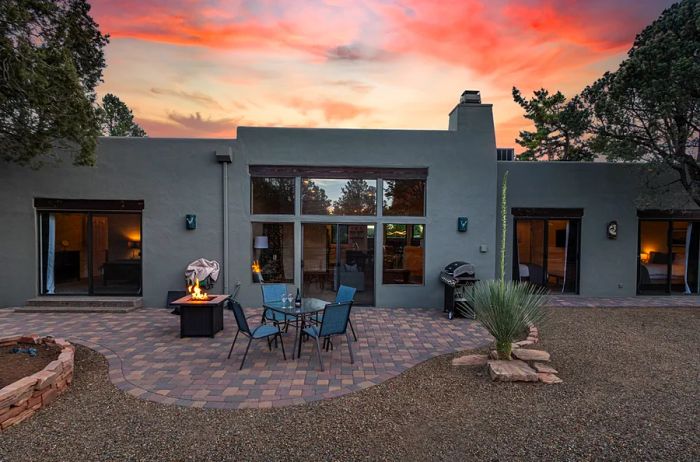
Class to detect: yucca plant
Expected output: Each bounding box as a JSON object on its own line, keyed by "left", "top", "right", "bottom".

{"left": 467, "top": 280, "right": 547, "bottom": 359}
{"left": 459, "top": 170, "right": 547, "bottom": 359}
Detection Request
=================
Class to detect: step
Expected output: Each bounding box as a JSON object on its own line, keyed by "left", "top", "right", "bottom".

{"left": 21, "top": 296, "right": 143, "bottom": 313}
{"left": 17, "top": 305, "right": 140, "bottom": 313}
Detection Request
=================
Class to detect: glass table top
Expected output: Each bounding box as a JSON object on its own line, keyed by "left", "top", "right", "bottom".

{"left": 263, "top": 297, "right": 328, "bottom": 315}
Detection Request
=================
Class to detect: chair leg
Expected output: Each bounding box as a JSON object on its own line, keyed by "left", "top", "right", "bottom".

{"left": 349, "top": 318, "right": 358, "bottom": 341}
{"left": 278, "top": 333, "right": 286, "bottom": 360}
{"left": 346, "top": 331, "right": 354, "bottom": 364}
{"left": 267, "top": 337, "right": 272, "bottom": 351}
{"left": 239, "top": 337, "right": 253, "bottom": 370}
{"left": 227, "top": 330, "right": 239, "bottom": 359}
{"left": 313, "top": 336, "right": 324, "bottom": 371}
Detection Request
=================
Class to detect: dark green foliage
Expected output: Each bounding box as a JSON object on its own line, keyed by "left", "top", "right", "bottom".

{"left": 584, "top": 0, "right": 700, "bottom": 205}
{"left": 512, "top": 87, "right": 593, "bottom": 161}
{"left": 333, "top": 179, "right": 376, "bottom": 215}
{"left": 0, "top": 0, "right": 108, "bottom": 167}
{"left": 97, "top": 93, "right": 146, "bottom": 137}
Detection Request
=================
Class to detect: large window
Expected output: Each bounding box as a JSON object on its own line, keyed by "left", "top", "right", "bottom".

{"left": 251, "top": 177, "right": 295, "bottom": 215}
{"left": 302, "top": 178, "right": 377, "bottom": 215}
{"left": 251, "top": 222, "right": 294, "bottom": 283}
{"left": 638, "top": 219, "right": 700, "bottom": 294}
{"left": 383, "top": 179, "right": 425, "bottom": 216}
{"left": 382, "top": 224, "right": 424, "bottom": 284}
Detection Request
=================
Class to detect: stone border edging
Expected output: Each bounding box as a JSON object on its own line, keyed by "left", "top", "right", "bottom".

{"left": 0, "top": 335, "right": 74, "bottom": 430}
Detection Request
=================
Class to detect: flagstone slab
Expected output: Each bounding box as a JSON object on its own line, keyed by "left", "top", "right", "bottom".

{"left": 512, "top": 349, "right": 550, "bottom": 362}
{"left": 487, "top": 360, "right": 538, "bottom": 382}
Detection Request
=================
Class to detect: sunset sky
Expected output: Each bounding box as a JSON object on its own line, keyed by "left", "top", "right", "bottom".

{"left": 90, "top": 0, "right": 675, "bottom": 148}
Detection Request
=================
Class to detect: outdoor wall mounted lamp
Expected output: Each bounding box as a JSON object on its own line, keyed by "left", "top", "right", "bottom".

{"left": 457, "top": 217, "right": 468, "bottom": 233}
{"left": 185, "top": 214, "right": 197, "bottom": 230}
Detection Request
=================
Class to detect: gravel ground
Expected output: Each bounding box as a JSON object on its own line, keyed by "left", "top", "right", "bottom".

{"left": 1, "top": 307, "right": 698, "bottom": 461}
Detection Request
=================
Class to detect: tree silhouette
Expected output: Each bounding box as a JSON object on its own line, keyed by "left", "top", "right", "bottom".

{"left": 383, "top": 179, "right": 425, "bottom": 215}
{"left": 333, "top": 179, "right": 376, "bottom": 215}
{"left": 302, "top": 179, "right": 332, "bottom": 214}
{"left": 252, "top": 177, "right": 295, "bottom": 214}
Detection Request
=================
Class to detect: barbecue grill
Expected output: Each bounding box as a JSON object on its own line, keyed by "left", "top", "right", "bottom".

{"left": 440, "top": 261, "right": 478, "bottom": 320}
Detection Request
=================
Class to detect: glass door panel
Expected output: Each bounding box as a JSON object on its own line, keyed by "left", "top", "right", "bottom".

{"left": 638, "top": 220, "right": 671, "bottom": 294}
{"left": 302, "top": 224, "right": 334, "bottom": 301}
{"left": 92, "top": 214, "right": 142, "bottom": 295}
{"left": 515, "top": 220, "right": 546, "bottom": 286}
{"left": 40, "top": 212, "right": 89, "bottom": 294}
{"left": 515, "top": 218, "right": 580, "bottom": 294}
{"left": 338, "top": 224, "right": 374, "bottom": 305}
{"left": 303, "top": 223, "right": 375, "bottom": 305}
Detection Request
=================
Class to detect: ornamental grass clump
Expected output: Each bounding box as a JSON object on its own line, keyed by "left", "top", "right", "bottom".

{"left": 468, "top": 280, "right": 547, "bottom": 360}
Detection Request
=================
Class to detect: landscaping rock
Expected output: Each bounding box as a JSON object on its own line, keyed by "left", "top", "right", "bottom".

{"left": 512, "top": 349, "right": 550, "bottom": 362}
{"left": 452, "top": 354, "right": 488, "bottom": 366}
{"left": 487, "top": 360, "right": 538, "bottom": 382}
{"left": 533, "top": 362, "right": 558, "bottom": 374}
{"left": 537, "top": 372, "right": 563, "bottom": 384}
{"left": 514, "top": 340, "right": 534, "bottom": 347}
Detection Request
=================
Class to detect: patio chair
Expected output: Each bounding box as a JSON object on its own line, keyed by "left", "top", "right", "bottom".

{"left": 335, "top": 285, "right": 358, "bottom": 341}
{"left": 301, "top": 301, "right": 354, "bottom": 371}
{"left": 260, "top": 283, "right": 289, "bottom": 324}
{"left": 166, "top": 290, "right": 187, "bottom": 315}
{"left": 227, "top": 300, "right": 286, "bottom": 370}
{"left": 312, "top": 285, "right": 358, "bottom": 342}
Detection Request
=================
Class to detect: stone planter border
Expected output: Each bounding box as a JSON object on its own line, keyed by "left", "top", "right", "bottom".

{"left": 0, "top": 335, "right": 74, "bottom": 431}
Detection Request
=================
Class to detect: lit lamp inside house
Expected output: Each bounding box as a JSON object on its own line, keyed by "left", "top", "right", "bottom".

{"left": 640, "top": 252, "right": 650, "bottom": 264}
{"left": 252, "top": 236, "right": 268, "bottom": 283}
{"left": 127, "top": 240, "right": 141, "bottom": 259}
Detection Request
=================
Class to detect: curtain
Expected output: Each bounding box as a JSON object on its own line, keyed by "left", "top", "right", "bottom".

{"left": 561, "top": 221, "right": 570, "bottom": 294}
{"left": 684, "top": 223, "right": 692, "bottom": 294}
{"left": 46, "top": 214, "right": 56, "bottom": 294}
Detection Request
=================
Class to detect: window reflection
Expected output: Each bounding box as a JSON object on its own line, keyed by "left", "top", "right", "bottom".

{"left": 251, "top": 177, "right": 295, "bottom": 215}
{"left": 383, "top": 179, "right": 425, "bottom": 216}
{"left": 302, "top": 178, "right": 377, "bottom": 215}
{"left": 383, "top": 224, "right": 424, "bottom": 284}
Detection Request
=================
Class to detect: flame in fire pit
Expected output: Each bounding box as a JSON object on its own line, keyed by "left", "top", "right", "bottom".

{"left": 187, "top": 278, "right": 209, "bottom": 301}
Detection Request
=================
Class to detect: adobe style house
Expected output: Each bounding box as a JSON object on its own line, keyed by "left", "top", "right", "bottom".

{"left": 1, "top": 91, "right": 697, "bottom": 309}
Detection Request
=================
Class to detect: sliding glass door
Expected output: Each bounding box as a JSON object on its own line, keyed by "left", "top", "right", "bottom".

{"left": 514, "top": 218, "right": 580, "bottom": 293}
{"left": 638, "top": 220, "right": 700, "bottom": 294}
{"left": 302, "top": 224, "right": 375, "bottom": 305}
{"left": 39, "top": 211, "right": 142, "bottom": 295}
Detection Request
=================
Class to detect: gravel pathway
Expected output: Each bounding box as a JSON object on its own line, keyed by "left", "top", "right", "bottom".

{"left": 1, "top": 307, "right": 698, "bottom": 461}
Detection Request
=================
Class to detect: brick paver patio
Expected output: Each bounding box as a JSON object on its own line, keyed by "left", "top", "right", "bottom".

{"left": 0, "top": 307, "right": 490, "bottom": 409}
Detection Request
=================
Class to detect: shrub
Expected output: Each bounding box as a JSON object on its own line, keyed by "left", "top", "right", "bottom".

{"left": 467, "top": 280, "right": 547, "bottom": 359}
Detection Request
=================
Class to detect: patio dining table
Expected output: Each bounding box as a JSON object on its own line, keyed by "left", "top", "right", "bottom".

{"left": 263, "top": 297, "right": 327, "bottom": 359}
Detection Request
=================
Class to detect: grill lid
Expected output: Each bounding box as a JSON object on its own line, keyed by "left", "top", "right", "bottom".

{"left": 443, "top": 261, "right": 475, "bottom": 278}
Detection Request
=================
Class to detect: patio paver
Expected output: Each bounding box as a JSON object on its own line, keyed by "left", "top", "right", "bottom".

{"left": 0, "top": 307, "right": 490, "bottom": 409}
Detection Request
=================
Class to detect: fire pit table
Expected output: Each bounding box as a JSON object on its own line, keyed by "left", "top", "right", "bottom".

{"left": 172, "top": 294, "right": 229, "bottom": 338}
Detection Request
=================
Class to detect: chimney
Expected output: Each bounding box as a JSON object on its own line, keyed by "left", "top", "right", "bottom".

{"left": 459, "top": 90, "right": 481, "bottom": 104}
{"left": 448, "top": 90, "right": 494, "bottom": 136}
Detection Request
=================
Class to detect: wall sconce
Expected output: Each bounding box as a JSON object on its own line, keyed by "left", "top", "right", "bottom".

{"left": 457, "top": 217, "right": 468, "bottom": 233}
{"left": 185, "top": 214, "right": 197, "bottom": 230}
{"left": 606, "top": 221, "right": 618, "bottom": 239}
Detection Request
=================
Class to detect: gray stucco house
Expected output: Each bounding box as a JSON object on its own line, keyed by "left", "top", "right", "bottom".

{"left": 1, "top": 91, "right": 697, "bottom": 309}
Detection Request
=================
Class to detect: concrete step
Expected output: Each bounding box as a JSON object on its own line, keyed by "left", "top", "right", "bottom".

{"left": 17, "top": 305, "right": 139, "bottom": 313}
{"left": 21, "top": 296, "right": 143, "bottom": 313}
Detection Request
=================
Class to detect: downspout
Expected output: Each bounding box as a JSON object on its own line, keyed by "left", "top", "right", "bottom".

{"left": 216, "top": 147, "right": 233, "bottom": 295}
